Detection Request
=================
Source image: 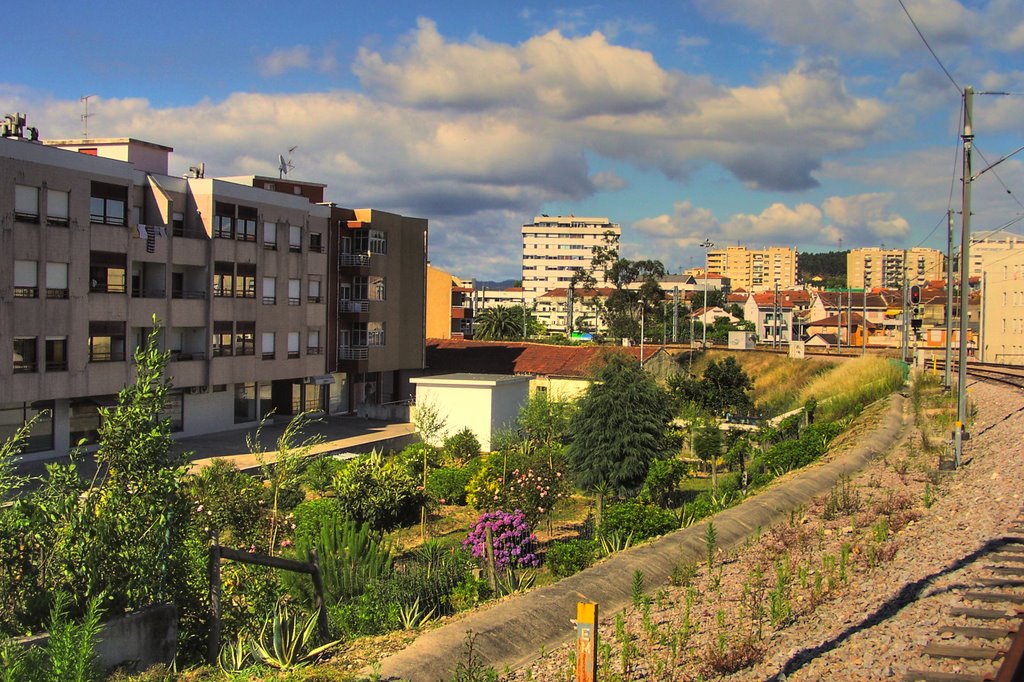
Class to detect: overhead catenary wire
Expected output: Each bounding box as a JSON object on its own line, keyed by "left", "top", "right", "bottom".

{"left": 897, "top": 0, "right": 961, "bottom": 94}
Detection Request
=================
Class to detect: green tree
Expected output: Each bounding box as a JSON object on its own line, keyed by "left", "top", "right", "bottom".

{"left": 689, "top": 289, "right": 726, "bottom": 310}
{"left": 668, "top": 356, "right": 754, "bottom": 417}
{"left": 567, "top": 353, "right": 674, "bottom": 498}
{"left": 600, "top": 259, "right": 666, "bottom": 342}
{"left": 473, "top": 305, "right": 539, "bottom": 340}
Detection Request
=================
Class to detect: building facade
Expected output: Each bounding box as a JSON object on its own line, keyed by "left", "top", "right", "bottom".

{"left": 705, "top": 246, "right": 797, "bottom": 292}
{"left": 979, "top": 248, "right": 1024, "bottom": 365}
{"left": 1, "top": 132, "right": 329, "bottom": 457}
{"left": 521, "top": 216, "right": 620, "bottom": 300}
{"left": 425, "top": 264, "right": 472, "bottom": 340}
{"left": 965, "top": 230, "right": 1024, "bottom": 279}
{"left": 847, "top": 247, "right": 944, "bottom": 290}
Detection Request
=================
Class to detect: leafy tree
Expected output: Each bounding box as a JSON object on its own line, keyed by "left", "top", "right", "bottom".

{"left": 515, "top": 391, "right": 576, "bottom": 455}
{"left": 689, "top": 289, "right": 726, "bottom": 310}
{"left": 668, "top": 356, "right": 754, "bottom": 417}
{"left": 599, "top": 258, "right": 666, "bottom": 342}
{"left": 442, "top": 428, "right": 481, "bottom": 465}
{"left": 567, "top": 353, "right": 674, "bottom": 498}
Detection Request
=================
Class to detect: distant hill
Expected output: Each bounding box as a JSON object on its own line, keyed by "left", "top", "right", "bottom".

{"left": 799, "top": 251, "right": 847, "bottom": 280}
{"left": 473, "top": 279, "right": 519, "bottom": 289}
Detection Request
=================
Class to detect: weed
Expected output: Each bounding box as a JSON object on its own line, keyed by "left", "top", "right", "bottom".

{"left": 449, "top": 631, "right": 499, "bottom": 682}
{"left": 923, "top": 483, "right": 935, "bottom": 509}
{"left": 798, "top": 562, "right": 810, "bottom": 590}
{"left": 768, "top": 557, "right": 792, "bottom": 626}
{"left": 822, "top": 554, "right": 837, "bottom": 592}
{"left": 631, "top": 570, "right": 647, "bottom": 608}
{"left": 705, "top": 522, "right": 718, "bottom": 569}
{"left": 839, "top": 543, "right": 851, "bottom": 583}
{"left": 892, "top": 458, "right": 910, "bottom": 482}
{"left": 740, "top": 565, "right": 767, "bottom": 640}
{"left": 670, "top": 561, "right": 698, "bottom": 588}
{"left": 823, "top": 473, "right": 861, "bottom": 519}
{"left": 871, "top": 517, "right": 890, "bottom": 543}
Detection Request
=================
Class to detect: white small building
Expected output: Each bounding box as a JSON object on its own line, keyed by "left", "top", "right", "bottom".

{"left": 409, "top": 373, "right": 532, "bottom": 451}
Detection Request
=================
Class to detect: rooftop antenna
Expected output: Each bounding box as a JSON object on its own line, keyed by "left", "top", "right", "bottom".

{"left": 80, "top": 94, "right": 96, "bottom": 138}
{"left": 278, "top": 145, "right": 297, "bottom": 178}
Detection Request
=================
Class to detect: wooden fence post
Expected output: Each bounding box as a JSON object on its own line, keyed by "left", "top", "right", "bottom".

{"left": 308, "top": 547, "right": 330, "bottom": 641}
{"left": 484, "top": 526, "right": 497, "bottom": 593}
{"left": 207, "top": 541, "right": 222, "bottom": 665}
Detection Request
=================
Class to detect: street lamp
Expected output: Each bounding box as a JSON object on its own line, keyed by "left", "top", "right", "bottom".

{"left": 700, "top": 238, "right": 714, "bottom": 349}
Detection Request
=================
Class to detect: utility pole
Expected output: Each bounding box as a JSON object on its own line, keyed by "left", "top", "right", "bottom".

{"left": 701, "top": 238, "right": 714, "bottom": 349}
{"left": 901, "top": 271, "right": 909, "bottom": 363}
{"left": 945, "top": 209, "right": 954, "bottom": 389}
{"left": 672, "top": 286, "right": 679, "bottom": 343}
{"left": 955, "top": 86, "right": 974, "bottom": 468}
{"left": 836, "top": 289, "right": 842, "bottom": 354}
{"left": 862, "top": 274, "right": 868, "bottom": 355}
{"left": 773, "top": 282, "right": 780, "bottom": 350}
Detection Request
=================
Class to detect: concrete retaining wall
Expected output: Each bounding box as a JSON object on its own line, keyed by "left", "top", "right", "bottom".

{"left": 18, "top": 603, "right": 177, "bottom": 674}
{"left": 374, "top": 394, "right": 907, "bottom": 681}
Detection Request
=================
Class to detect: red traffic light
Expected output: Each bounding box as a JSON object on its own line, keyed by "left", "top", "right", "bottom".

{"left": 910, "top": 285, "right": 921, "bottom": 304}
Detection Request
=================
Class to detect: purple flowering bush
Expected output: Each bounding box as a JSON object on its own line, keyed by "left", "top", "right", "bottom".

{"left": 463, "top": 509, "right": 540, "bottom": 569}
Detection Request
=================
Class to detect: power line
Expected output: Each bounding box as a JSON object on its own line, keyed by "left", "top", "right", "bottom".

{"left": 897, "top": 0, "right": 961, "bottom": 94}
{"left": 913, "top": 213, "right": 948, "bottom": 249}
{"left": 948, "top": 97, "right": 963, "bottom": 212}
{"left": 973, "top": 144, "right": 1024, "bottom": 215}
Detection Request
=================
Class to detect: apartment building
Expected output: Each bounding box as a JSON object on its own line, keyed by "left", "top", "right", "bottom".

{"left": 521, "top": 216, "right": 619, "bottom": 300}
{"left": 965, "top": 230, "right": 1024, "bottom": 279}
{"left": 705, "top": 246, "right": 797, "bottom": 292}
{"left": 224, "top": 175, "right": 428, "bottom": 413}
{"left": 847, "top": 247, "right": 944, "bottom": 289}
{"left": 979, "top": 248, "right": 1024, "bottom": 365}
{"left": 0, "top": 127, "right": 331, "bottom": 458}
{"left": 425, "top": 264, "right": 473, "bottom": 340}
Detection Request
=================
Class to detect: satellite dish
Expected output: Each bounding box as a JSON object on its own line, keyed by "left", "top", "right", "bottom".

{"left": 278, "top": 147, "right": 297, "bottom": 178}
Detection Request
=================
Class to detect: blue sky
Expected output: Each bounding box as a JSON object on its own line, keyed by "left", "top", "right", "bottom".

{"left": 4, "top": 1, "right": 1024, "bottom": 280}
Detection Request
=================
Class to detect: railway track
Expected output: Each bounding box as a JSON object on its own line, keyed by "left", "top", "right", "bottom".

{"left": 933, "top": 361, "right": 1024, "bottom": 391}
{"left": 904, "top": 506, "right": 1024, "bottom": 682}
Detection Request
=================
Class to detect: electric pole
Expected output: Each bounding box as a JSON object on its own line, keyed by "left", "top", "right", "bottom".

{"left": 672, "top": 286, "right": 679, "bottom": 343}
{"left": 945, "top": 209, "right": 954, "bottom": 389}
{"left": 955, "top": 86, "right": 974, "bottom": 468}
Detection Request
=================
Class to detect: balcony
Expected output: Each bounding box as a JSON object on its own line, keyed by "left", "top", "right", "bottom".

{"left": 14, "top": 287, "right": 38, "bottom": 298}
{"left": 338, "top": 346, "right": 369, "bottom": 361}
{"left": 169, "top": 351, "right": 205, "bottom": 362}
{"left": 339, "top": 253, "right": 370, "bottom": 268}
{"left": 339, "top": 299, "right": 369, "bottom": 314}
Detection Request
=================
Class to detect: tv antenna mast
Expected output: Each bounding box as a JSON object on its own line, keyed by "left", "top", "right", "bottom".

{"left": 80, "top": 94, "right": 96, "bottom": 137}
{"left": 278, "top": 146, "right": 297, "bottom": 178}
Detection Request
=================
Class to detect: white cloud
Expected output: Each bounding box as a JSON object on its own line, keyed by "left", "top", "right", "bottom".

{"left": 258, "top": 46, "right": 312, "bottom": 77}
{"left": 590, "top": 170, "right": 628, "bottom": 191}
{"left": 677, "top": 34, "right": 710, "bottom": 49}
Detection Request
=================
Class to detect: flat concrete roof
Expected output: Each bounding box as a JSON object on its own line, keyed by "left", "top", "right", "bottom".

{"left": 410, "top": 373, "right": 533, "bottom": 386}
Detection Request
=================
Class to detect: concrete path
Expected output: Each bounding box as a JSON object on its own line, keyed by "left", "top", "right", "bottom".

{"left": 372, "top": 394, "right": 907, "bottom": 682}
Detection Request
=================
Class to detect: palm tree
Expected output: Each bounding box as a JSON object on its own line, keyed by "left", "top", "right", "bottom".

{"left": 474, "top": 305, "right": 526, "bottom": 340}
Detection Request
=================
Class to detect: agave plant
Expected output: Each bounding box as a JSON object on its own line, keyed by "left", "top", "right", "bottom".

{"left": 599, "top": 530, "right": 633, "bottom": 556}
{"left": 249, "top": 601, "right": 340, "bottom": 670}
{"left": 218, "top": 632, "right": 250, "bottom": 674}
{"left": 398, "top": 597, "right": 437, "bottom": 631}
{"left": 496, "top": 567, "right": 537, "bottom": 596}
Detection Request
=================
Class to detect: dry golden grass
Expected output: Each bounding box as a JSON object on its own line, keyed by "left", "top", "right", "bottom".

{"left": 701, "top": 350, "right": 837, "bottom": 415}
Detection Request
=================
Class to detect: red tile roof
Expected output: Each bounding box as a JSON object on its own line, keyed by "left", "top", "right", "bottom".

{"left": 751, "top": 290, "right": 811, "bottom": 309}
{"left": 425, "top": 339, "right": 660, "bottom": 378}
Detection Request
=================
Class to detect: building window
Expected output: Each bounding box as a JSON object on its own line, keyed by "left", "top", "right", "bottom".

{"left": 235, "top": 322, "right": 255, "bottom": 356}
{"left": 353, "top": 276, "right": 368, "bottom": 300}
{"left": 46, "top": 189, "right": 69, "bottom": 226}
{"left": 213, "top": 262, "right": 234, "bottom": 297}
{"left": 45, "top": 337, "right": 67, "bottom": 372}
{"left": 263, "top": 221, "right": 277, "bottom": 250}
{"left": 235, "top": 263, "right": 256, "bottom": 299}
{"left": 309, "top": 232, "right": 324, "bottom": 253}
{"left": 69, "top": 398, "right": 104, "bottom": 446}
{"left": 287, "top": 332, "right": 300, "bottom": 359}
{"left": 369, "top": 275, "right": 386, "bottom": 301}
{"left": 289, "top": 225, "right": 302, "bottom": 252}
{"left": 0, "top": 400, "right": 54, "bottom": 452}
{"left": 237, "top": 206, "right": 257, "bottom": 241}
{"left": 159, "top": 391, "right": 184, "bottom": 432}
{"left": 214, "top": 202, "right": 235, "bottom": 239}
{"left": 89, "top": 252, "right": 127, "bottom": 293}
{"left": 307, "top": 329, "right": 321, "bottom": 354}
{"left": 46, "top": 262, "right": 69, "bottom": 299}
{"left": 89, "top": 182, "right": 127, "bottom": 226}
{"left": 212, "top": 322, "right": 233, "bottom": 357}
{"left": 172, "top": 211, "right": 185, "bottom": 236}
{"left": 288, "top": 278, "right": 301, "bottom": 305}
{"left": 262, "top": 277, "right": 276, "bottom": 305}
{"left": 15, "top": 184, "right": 39, "bottom": 222}
{"left": 13, "top": 337, "right": 37, "bottom": 373}
{"left": 88, "top": 322, "right": 126, "bottom": 362}
{"left": 234, "top": 383, "right": 257, "bottom": 424}
{"left": 262, "top": 332, "right": 275, "bottom": 360}
{"left": 14, "top": 260, "right": 38, "bottom": 298}
{"left": 368, "top": 229, "right": 387, "bottom": 254}
{"left": 308, "top": 277, "right": 321, "bottom": 303}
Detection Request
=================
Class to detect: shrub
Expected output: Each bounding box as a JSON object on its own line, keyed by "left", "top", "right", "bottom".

{"left": 302, "top": 456, "right": 347, "bottom": 493}
{"left": 602, "top": 501, "right": 677, "bottom": 542}
{"left": 186, "top": 459, "right": 264, "bottom": 544}
{"left": 640, "top": 457, "right": 690, "bottom": 507}
{"left": 545, "top": 539, "right": 599, "bottom": 578}
{"left": 428, "top": 458, "right": 484, "bottom": 506}
{"left": 291, "top": 498, "right": 345, "bottom": 550}
{"left": 465, "top": 452, "right": 569, "bottom": 525}
{"left": 443, "top": 428, "right": 481, "bottom": 465}
{"left": 463, "top": 510, "right": 540, "bottom": 569}
{"left": 332, "top": 453, "right": 425, "bottom": 532}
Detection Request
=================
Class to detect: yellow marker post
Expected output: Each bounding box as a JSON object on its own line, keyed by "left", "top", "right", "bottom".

{"left": 576, "top": 602, "right": 598, "bottom": 682}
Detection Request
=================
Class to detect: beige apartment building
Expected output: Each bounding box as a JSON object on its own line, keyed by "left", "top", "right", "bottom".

{"left": 521, "top": 215, "right": 620, "bottom": 300}
{"left": 965, "top": 229, "right": 1024, "bottom": 279}
{"left": 705, "top": 246, "right": 797, "bottom": 292}
{"left": 1, "top": 121, "right": 426, "bottom": 456}
{"left": 425, "top": 264, "right": 472, "bottom": 340}
{"left": 980, "top": 248, "right": 1024, "bottom": 365}
{"left": 847, "top": 247, "right": 944, "bottom": 289}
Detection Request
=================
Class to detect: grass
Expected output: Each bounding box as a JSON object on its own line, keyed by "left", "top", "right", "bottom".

{"left": 696, "top": 351, "right": 837, "bottom": 416}
{"left": 797, "top": 355, "right": 905, "bottom": 422}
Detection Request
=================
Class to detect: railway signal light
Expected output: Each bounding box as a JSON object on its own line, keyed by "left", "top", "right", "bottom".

{"left": 910, "top": 285, "right": 921, "bottom": 305}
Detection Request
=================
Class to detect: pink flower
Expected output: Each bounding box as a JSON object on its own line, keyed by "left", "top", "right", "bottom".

{"left": 440, "top": 498, "right": 447, "bottom": 505}
{"left": 281, "top": 539, "right": 292, "bottom": 548}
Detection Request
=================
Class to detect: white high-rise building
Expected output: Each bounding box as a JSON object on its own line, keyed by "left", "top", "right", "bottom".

{"left": 521, "top": 216, "right": 620, "bottom": 300}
